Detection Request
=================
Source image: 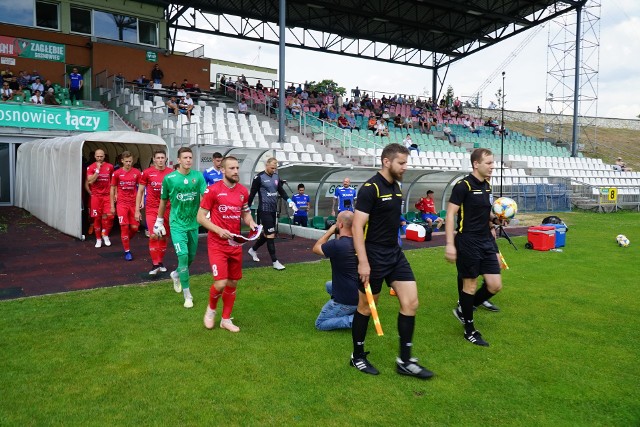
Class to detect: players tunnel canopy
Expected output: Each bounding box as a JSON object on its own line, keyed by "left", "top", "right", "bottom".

{"left": 15, "top": 131, "right": 166, "bottom": 240}
{"left": 152, "top": 0, "right": 582, "bottom": 70}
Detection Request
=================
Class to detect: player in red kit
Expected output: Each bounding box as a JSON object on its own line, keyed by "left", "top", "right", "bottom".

{"left": 136, "top": 150, "right": 173, "bottom": 275}
{"left": 197, "top": 156, "right": 258, "bottom": 333}
{"left": 110, "top": 151, "right": 141, "bottom": 261}
{"left": 86, "top": 149, "right": 115, "bottom": 248}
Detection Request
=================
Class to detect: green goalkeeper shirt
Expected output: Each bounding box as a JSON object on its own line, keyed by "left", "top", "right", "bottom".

{"left": 161, "top": 169, "right": 206, "bottom": 231}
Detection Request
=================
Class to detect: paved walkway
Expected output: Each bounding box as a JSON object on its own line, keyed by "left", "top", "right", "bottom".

{"left": 0, "top": 206, "right": 527, "bottom": 300}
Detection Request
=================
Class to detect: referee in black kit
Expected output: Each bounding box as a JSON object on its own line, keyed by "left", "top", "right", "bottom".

{"left": 445, "top": 147, "right": 504, "bottom": 347}
{"left": 350, "top": 143, "right": 434, "bottom": 379}
{"left": 248, "top": 157, "right": 289, "bottom": 270}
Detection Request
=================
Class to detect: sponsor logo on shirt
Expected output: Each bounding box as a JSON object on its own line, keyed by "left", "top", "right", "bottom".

{"left": 176, "top": 191, "right": 198, "bottom": 202}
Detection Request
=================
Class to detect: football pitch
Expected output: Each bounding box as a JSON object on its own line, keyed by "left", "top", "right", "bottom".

{"left": 1, "top": 211, "right": 638, "bottom": 426}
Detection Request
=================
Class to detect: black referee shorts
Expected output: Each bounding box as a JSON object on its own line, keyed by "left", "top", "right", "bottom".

{"left": 361, "top": 243, "right": 415, "bottom": 295}
{"left": 455, "top": 233, "right": 500, "bottom": 279}
{"left": 257, "top": 211, "right": 277, "bottom": 234}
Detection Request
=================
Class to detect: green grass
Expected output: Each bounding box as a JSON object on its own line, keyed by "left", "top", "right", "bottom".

{"left": 1, "top": 211, "right": 639, "bottom": 426}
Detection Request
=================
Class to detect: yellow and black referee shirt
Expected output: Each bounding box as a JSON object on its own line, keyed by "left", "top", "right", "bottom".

{"left": 448, "top": 173, "right": 493, "bottom": 237}
{"left": 356, "top": 172, "right": 403, "bottom": 247}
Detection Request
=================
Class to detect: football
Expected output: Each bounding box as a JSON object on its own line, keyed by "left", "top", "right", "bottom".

{"left": 492, "top": 197, "right": 518, "bottom": 221}
{"left": 617, "top": 235, "right": 630, "bottom": 247}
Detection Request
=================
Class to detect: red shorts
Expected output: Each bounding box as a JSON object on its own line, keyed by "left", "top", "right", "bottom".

{"left": 208, "top": 244, "right": 243, "bottom": 281}
{"left": 145, "top": 208, "right": 171, "bottom": 237}
{"left": 91, "top": 195, "right": 111, "bottom": 217}
{"left": 116, "top": 204, "right": 138, "bottom": 226}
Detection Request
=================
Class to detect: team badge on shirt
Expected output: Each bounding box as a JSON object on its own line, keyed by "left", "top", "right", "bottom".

{"left": 184, "top": 178, "right": 188, "bottom": 184}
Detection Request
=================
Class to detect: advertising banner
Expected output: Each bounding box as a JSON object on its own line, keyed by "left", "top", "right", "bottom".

{"left": 0, "top": 104, "right": 109, "bottom": 132}
{"left": 0, "top": 36, "right": 65, "bottom": 62}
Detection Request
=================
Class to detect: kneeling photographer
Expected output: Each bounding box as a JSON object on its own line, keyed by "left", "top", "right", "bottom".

{"left": 311, "top": 211, "right": 359, "bottom": 330}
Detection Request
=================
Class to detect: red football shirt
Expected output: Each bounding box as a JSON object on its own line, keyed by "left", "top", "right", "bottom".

{"left": 87, "top": 162, "right": 114, "bottom": 196}
{"left": 111, "top": 167, "right": 141, "bottom": 207}
{"left": 200, "top": 180, "right": 250, "bottom": 246}
{"left": 140, "top": 166, "right": 172, "bottom": 210}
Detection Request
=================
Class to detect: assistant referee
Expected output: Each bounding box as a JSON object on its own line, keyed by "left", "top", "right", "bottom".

{"left": 350, "top": 143, "right": 434, "bottom": 379}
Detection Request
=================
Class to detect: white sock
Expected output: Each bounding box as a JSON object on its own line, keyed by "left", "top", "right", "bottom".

{"left": 183, "top": 288, "right": 192, "bottom": 299}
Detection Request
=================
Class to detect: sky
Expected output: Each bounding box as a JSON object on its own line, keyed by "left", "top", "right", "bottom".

{"left": 174, "top": 0, "right": 639, "bottom": 120}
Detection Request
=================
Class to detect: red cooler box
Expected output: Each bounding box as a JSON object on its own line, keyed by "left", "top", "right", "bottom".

{"left": 526, "top": 226, "right": 556, "bottom": 251}
{"left": 406, "top": 224, "right": 427, "bottom": 242}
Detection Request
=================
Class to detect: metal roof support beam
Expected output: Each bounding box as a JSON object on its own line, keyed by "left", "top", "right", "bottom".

{"left": 278, "top": 0, "right": 286, "bottom": 143}
{"left": 571, "top": 3, "right": 583, "bottom": 157}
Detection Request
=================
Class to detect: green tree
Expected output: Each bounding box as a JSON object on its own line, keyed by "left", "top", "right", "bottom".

{"left": 445, "top": 85, "right": 455, "bottom": 106}
{"left": 307, "top": 79, "right": 346, "bottom": 96}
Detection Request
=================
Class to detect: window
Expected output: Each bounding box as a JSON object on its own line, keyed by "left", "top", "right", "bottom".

{"left": 36, "top": 1, "right": 59, "bottom": 30}
{"left": 94, "top": 11, "right": 137, "bottom": 43}
{"left": 0, "top": 2, "right": 34, "bottom": 27}
{"left": 70, "top": 7, "right": 92, "bottom": 35}
{"left": 138, "top": 20, "right": 157, "bottom": 46}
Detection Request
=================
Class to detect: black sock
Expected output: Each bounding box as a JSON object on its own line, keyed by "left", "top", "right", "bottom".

{"left": 460, "top": 291, "right": 475, "bottom": 334}
{"left": 352, "top": 310, "right": 370, "bottom": 357}
{"left": 252, "top": 234, "right": 266, "bottom": 251}
{"left": 266, "top": 238, "right": 277, "bottom": 262}
{"left": 398, "top": 313, "right": 415, "bottom": 362}
{"left": 457, "top": 275, "right": 463, "bottom": 302}
{"left": 474, "top": 283, "right": 495, "bottom": 307}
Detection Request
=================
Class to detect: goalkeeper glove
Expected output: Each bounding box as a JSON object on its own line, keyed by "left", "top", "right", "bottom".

{"left": 153, "top": 218, "right": 166, "bottom": 236}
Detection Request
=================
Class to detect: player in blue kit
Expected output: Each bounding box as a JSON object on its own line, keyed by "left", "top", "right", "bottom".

{"left": 203, "top": 152, "right": 223, "bottom": 185}
{"left": 291, "top": 183, "right": 311, "bottom": 227}
{"left": 332, "top": 177, "right": 356, "bottom": 216}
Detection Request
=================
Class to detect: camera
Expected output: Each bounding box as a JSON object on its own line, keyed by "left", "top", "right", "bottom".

{"left": 325, "top": 219, "right": 336, "bottom": 228}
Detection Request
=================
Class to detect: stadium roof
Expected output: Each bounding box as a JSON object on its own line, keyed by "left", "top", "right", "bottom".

{"left": 150, "top": 0, "right": 584, "bottom": 69}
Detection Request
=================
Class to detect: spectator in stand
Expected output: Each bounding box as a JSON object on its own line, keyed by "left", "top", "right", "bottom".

{"left": 537, "top": 106, "right": 542, "bottom": 114}
{"left": 30, "top": 70, "right": 42, "bottom": 83}
{"left": 327, "top": 107, "right": 338, "bottom": 124}
{"left": 462, "top": 118, "right": 471, "bottom": 128}
{"left": 300, "top": 89, "right": 309, "bottom": 101}
{"left": 347, "top": 112, "right": 360, "bottom": 131}
{"left": 151, "top": 64, "right": 164, "bottom": 84}
{"left": 166, "top": 96, "right": 179, "bottom": 116}
{"left": 240, "top": 74, "right": 248, "bottom": 87}
{"left": 181, "top": 79, "right": 193, "bottom": 89}
{"left": 404, "top": 115, "right": 414, "bottom": 130}
{"left": 295, "top": 84, "right": 303, "bottom": 95}
{"left": 41, "top": 79, "right": 53, "bottom": 93}
{"left": 179, "top": 94, "right": 194, "bottom": 121}
{"left": 31, "top": 78, "right": 44, "bottom": 93}
{"left": 1, "top": 82, "right": 13, "bottom": 101}
{"left": 219, "top": 75, "right": 226, "bottom": 89}
{"left": 615, "top": 157, "right": 632, "bottom": 172}
{"left": 469, "top": 123, "right": 481, "bottom": 135}
{"left": 394, "top": 114, "right": 404, "bottom": 129}
{"left": 135, "top": 75, "right": 149, "bottom": 88}
{"left": 337, "top": 113, "right": 350, "bottom": 130}
{"left": 353, "top": 86, "right": 361, "bottom": 103}
{"left": 238, "top": 97, "right": 250, "bottom": 116}
{"left": 318, "top": 107, "right": 329, "bottom": 121}
{"left": 351, "top": 103, "right": 362, "bottom": 117}
{"left": 189, "top": 83, "right": 202, "bottom": 95}
{"left": 44, "top": 88, "right": 59, "bottom": 105}
{"left": 381, "top": 109, "right": 390, "bottom": 123}
{"left": 453, "top": 97, "right": 462, "bottom": 114}
{"left": 374, "top": 118, "right": 389, "bottom": 137}
{"left": 485, "top": 117, "right": 499, "bottom": 128}
{"left": 291, "top": 97, "right": 302, "bottom": 116}
{"left": 443, "top": 122, "right": 457, "bottom": 143}
{"left": 1, "top": 67, "right": 13, "bottom": 85}
{"left": 16, "top": 71, "right": 29, "bottom": 89}
{"left": 176, "top": 87, "right": 187, "bottom": 98}
{"left": 419, "top": 113, "right": 431, "bottom": 134}
{"left": 403, "top": 134, "right": 419, "bottom": 155}
{"left": 30, "top": 89, "right": 44, "bottom": 104}
{"left": 255, "top": 80, "right": 264, "bottom": 92}
{"left": 367, "top": 115, "right": 377, "bottom": 131}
